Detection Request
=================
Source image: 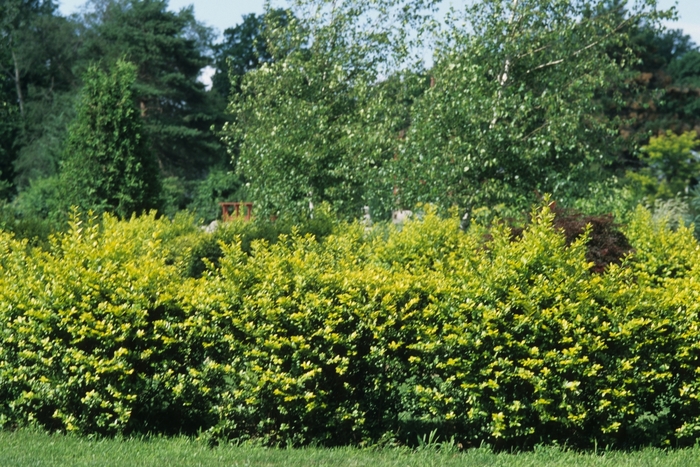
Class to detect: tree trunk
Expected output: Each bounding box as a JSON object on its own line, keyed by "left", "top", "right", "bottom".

{"left": 490, "top": 0, "right": 519, "bottom": 129}
{"left": 11, "top": 49, "right": 25, "bottom": 118}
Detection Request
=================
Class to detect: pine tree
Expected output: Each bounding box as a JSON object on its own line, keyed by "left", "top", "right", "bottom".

{"left": 79, "top": 0, "right": 223, "bottom": 178}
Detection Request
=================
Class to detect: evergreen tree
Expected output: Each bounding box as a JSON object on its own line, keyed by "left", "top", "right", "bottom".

{"left": 616, "top": 25, "right": 700, "bottom": 147}
{"left": 61, "top": 59, "right": 161, "bottom": 218}
{"left": 78, "top": 0, "right": 224, "bottom": 179}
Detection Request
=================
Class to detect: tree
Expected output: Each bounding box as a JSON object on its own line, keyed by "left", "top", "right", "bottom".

{"left": 223, "top": 0, "right": 432, "bottom": 219}
{"left": 0, "top": 0, "right": 56, "bottom": 119}
{"left": 664, "top": 49, "right": 700, "bottom": 133}
{"left": 61, "top": 59, "right": 161, "bottom": 218}
{"left": 625, "top": 130, "right": 700, "bottom": 201}
{"left": 643, "top": 130, "right": 700, "bottom": 194}
{"left": 0, "top": 0, "right": 80, "bottom": 193}
{"left": 79, "top": 0, "right": 224, "bottom": 178}
{"left": 0, "top": 101, "right": 19, "bottom": 199}
{"left": 211, "top": 9, "right": 290, "bottom": 100}
{"left": 614, "top": 25, "right": 700, "bottom": 149}
{"left": 394, "top": 0, "right": 670, "bottom": 213}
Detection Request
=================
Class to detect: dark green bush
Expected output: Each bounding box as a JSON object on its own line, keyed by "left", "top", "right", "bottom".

{"left": 182, "top": 203, "right": 340, "bottom": 278}
{"left": 0, "top": 199, "right": 60, "bottom": 248}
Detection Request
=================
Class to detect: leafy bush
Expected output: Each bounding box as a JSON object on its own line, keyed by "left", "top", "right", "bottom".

{"left": 160, "top": 170, "right": 244, "bottom": 223}
{"left": 181, "top": 203, "right": 340, "bottom": 278}
{"left": 0, "top": 212, "right": 214, "bottom": 435}
{"left": 2, "top": 202, "right": 700, "bottom": 449}
{"left": 0, "top": 193, "right": 62, "bottom": 248}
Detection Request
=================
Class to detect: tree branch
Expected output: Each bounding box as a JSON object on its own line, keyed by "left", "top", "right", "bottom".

{"left": 525, "top": 15, "right": 635, "bottom": 75}
{"left": 516, "top": 44, "right": 551, "bottom": 60}
{"left": 498, "top": 0, "right": 521, "bottom": 87}
{"left": 527, "top": 58, "right": 564, "bottom": 73}
{"left": 522, "top": 121, "right": 548, "bottom": 140}
{"left": 491, "top": 0, "right": 520, "bottom": 128}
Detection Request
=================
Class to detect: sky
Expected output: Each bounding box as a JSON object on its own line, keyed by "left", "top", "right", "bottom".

{"left": 57, "top": 0, "right": 268, "bottom": 36}
{"left": 57, "top": 0, "right": 700, "bottom": 44}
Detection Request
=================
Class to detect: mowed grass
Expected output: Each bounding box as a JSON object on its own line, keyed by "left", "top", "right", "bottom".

{"left": 2, "top": 430, "right": 700, "bottom": 467}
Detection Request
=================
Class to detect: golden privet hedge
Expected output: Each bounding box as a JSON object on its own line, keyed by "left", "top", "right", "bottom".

{"left": 1, "top": 206, "right": 700, "bottom": 449}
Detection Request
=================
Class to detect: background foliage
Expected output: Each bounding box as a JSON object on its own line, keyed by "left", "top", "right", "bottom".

{"left": 0, "top": 0, "right": 699, "bottom": 229}
{"left": 223, "top": 0, "right": 432, "bottom": 219}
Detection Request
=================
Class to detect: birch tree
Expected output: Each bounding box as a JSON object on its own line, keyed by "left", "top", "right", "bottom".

{"left": 396, "top": 0, "right": 672, "bottom": 213}
{"left": 223, "top": 0, "right": 436, "bottom": 219}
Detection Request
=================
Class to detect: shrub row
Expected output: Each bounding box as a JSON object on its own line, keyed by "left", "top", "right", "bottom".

{"left": 1, "top": 205, "right": 700, "bottom": 449}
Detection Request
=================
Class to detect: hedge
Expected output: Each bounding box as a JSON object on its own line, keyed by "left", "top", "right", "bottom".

{"left": 1, "top": 205, "right": 700, "bottom": 449}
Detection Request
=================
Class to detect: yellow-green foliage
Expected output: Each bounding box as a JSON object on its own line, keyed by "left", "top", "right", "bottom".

{"left": 1, "top": 205, "right": 700, "bottom": 449}
{"left": 625, "top": 130, "right": 700, "bottom": 202}
{"left": 0, "top": 212, "right": 216, "bottom": 435}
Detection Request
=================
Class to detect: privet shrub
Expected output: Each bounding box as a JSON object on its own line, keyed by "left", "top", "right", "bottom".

{"left": 0, "top": 212, "right": 217, "bottom": 435}
{"left": 174, "top": 204, "right": 339, "bottom": 278}
{"left": 2, "top": 204, "right": 700, "bottom": 449}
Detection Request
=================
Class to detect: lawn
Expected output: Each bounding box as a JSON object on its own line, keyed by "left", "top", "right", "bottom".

{"left": 2, "top": 430, "right": 700, "bottom": 467}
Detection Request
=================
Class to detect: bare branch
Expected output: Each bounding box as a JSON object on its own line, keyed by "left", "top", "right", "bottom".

{"left": 516, "top": 44, "right": 551, "bottom": 60}
{"left": 525, "top": 15, "right": 635, "bottom": 75}
{"left": 522, "top": 122, "right": 549, "bottom": 141}
{"left": 527, "top": 58, "right": 564, "bottom": 73}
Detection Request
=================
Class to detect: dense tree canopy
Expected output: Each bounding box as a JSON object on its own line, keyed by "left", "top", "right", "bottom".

{"left": 0, "top": 102, "right": 18, "bottom": 198}
{"left": 223, "top": 0, "right": 434, "bottom": 218}
{"left": 223, "top": 0, "right": 682, "bottom": 219}
{"left": 211, "top": 9, "right": 291, "bottom": 99}
{"left": 395, "top": 0, "right": 671, "bottom": 213}
{"left": 0, "top": 0, "right": 80, "bottom": 194}
{"left": 616, "top": 25, "right": 700, "bottom": 149}
{"left": 0, "top": 0, "right": 57, "bottom": 119}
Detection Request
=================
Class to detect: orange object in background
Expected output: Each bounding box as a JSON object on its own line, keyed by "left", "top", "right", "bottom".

{"left": 220, "top": 202, "right": 253, "bottom": 222}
